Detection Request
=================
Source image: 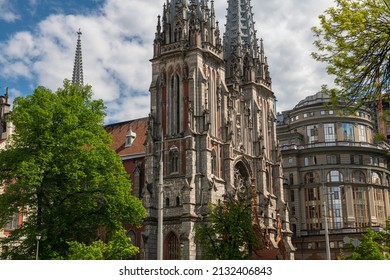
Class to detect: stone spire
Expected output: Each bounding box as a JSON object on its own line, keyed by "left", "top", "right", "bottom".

{"left": 72, "top": 29, "right": 84, "bottom": 87}
{"left": 224, "top": 0, "right": 271, "bottom": 87}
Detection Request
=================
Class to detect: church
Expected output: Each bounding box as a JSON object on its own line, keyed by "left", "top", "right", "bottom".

{"left": 105, "top": 0, "right": 294, "bottom": 260}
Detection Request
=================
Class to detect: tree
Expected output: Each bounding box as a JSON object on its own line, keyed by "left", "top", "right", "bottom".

{"left": 342, "top": 228, "right": 387, "bottom": 260}
{"left": 312, "top": 0, "right": 390, "bottom": 108}
{"left": 195, "top": 196, "right": 263, "bottom": 260}
{"left": 342, "top": 218, "right": 390, "bottom": 260}
{"left": 0, "top": 80, "right": 146, "bottom": 259}
{"left": 66, "top": 230, "right": 139, "bottom": 260}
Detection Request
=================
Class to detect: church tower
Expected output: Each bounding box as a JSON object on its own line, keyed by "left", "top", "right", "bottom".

{"left": 223, "top": 0, "right": 293, "bottom": 259}
{"left": 144, "top": 0, "right": 293, "bottom": 260}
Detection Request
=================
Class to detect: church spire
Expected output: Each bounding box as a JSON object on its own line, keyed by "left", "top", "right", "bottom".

{"left": 72, "top": 29, "right": 84, "bottom": 87}
{"left": 224, "top": 0, "right": 271, "bottom": 87}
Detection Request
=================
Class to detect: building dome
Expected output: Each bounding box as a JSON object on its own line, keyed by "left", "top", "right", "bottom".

{"left": 294, "top": 91, "right": 331, "bottom": 109}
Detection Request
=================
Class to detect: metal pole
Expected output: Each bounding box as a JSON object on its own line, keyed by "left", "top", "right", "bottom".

{"left": 323, "top": 194, "right": 331, "bottom": 260}
{"left": 35, "top": 239, "right": 40, "bottom": 260}
{"left": 157, "top": 132, "right": 164, "bottom": 260}
{"left": 322, "top": 179, "right": 331, "bottom": 260}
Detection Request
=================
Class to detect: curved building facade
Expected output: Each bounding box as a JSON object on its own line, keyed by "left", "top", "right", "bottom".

{"left": 277, "top": 92, "right": 390, "bottom": 260}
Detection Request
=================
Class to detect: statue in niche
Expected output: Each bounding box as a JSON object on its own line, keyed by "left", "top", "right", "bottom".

{"left": 217, "top": 85, "right": 222, "bottom": 108}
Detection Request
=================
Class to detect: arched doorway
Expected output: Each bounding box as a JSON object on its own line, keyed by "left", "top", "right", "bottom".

{"left": 164, "top": 231, "right": 180, "bottom": 260}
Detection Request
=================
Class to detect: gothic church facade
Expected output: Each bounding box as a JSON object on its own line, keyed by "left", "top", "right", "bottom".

{"left": 141, "top": 0, "right": 293, "bottom": 260}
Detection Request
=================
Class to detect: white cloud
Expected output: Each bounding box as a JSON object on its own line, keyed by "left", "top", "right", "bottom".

{"left": 0, "top": 0, "right": 20, "bottom": 22}
{"left": 0, "top": 0, "right": 336, "bottom": 123}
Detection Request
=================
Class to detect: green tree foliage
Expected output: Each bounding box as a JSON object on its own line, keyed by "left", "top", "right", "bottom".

{"left": 195, "top": 196, "right": 263, "bottom": 260}
{"left": 342, "top": 229, "right": 386, "bottom": 260}
{"left": 312, "top": 0, "right": 390, "bottom": 107}
{"left": 0, "top": 80, "right": 146, "bottom": 259}
{"left": 67, "top": 230, "right": 139, "bottom": 260}
{"left": 342, "top": 218, "right": 390, "bottom": 260}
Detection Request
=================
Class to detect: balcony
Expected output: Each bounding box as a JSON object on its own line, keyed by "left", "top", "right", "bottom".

{"left": 281, "top": 141, "right": 389, "bottom": 152}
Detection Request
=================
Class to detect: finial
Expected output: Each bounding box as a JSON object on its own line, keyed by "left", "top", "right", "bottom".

{"left": 5, "top": 87, "right": 8, "bottom": 103}
{"left": 157, "top": 15, "right": 161, "bottom": 33}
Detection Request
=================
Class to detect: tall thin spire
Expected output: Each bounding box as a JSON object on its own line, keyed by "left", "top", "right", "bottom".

{"left": 224, "top": 0, "right": 271, "bottom": 86}
{"left": 72, "top": 29, "right": 84, "bottom": 87}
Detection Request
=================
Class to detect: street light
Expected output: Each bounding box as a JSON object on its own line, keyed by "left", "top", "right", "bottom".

{"left": 321, "top": 169, "right": 331, "bottom": 260}
{"left": 322, "top": 188, "right": 331, "bottom": 260}
{"left": 36, "top": 233, "right": 41, "bottom": 260}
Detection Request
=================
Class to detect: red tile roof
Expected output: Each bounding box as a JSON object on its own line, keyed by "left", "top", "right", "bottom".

{"left": 105, "top": 117, "right": 148, "bottom": 157}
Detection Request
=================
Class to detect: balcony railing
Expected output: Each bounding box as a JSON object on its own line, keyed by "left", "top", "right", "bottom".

{"left": 281, "top": 141, "right": 389, "bottom": 152}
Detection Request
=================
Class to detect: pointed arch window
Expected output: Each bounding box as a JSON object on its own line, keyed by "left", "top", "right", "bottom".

{"left": 170, "top": 73, "right": 181, "bottom": 135}
{"left": 166, "top": 197, "right": 170, "bottom": 207}
{"left": 211, "top": 149, "right": 217, "bottom": 176}
{"left": 176, "top": 196, "right": 180, "bottom": 206}
{"left": 169, "top": 149, "right": 179, "bottom": 174}
{"left": 126, "top": 230, "right": 136, "bottom": 246}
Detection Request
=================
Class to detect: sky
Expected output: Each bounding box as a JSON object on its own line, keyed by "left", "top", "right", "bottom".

{"left": 0, "top": 0, "right": 335, "bottom": 124}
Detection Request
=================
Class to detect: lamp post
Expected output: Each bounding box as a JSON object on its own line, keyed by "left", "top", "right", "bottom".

{"left": 321, "top": 169, "right": 331, "bottom": 260}
{"left": 322, "top": 188, "right": 331, "bottom": 260}
{"left": 35, "top": 233, "right": 41, "bottom": 260}
{"left": 157, "top": 130, "right": 164, "bottom": 260}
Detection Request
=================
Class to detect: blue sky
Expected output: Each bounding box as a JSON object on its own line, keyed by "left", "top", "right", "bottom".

{"left": 0, "top": 0, "right": 335, "bottom": 124}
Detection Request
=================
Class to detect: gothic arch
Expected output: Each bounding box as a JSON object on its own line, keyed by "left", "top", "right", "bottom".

{"left": 233, "top": 158, "right": 252, "bottom": 195}
{"left": 168, "top": 70, "right": 181, "bottom": 135}
{"left": 211, "top": 149, "right": 217, "bottom": 176}
{"left": 164, "top": 231, "right": 180, "bottom": 260}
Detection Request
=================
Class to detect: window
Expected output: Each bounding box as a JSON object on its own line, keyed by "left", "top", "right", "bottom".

{"left": 304, "top": 156, "right": 317, "bottom": 166}
{"left": 290, "top": 190, "right": 295, "bottom": 202}
{"left": 351, "top": 170, "right": 365, "bottom": 183}
{"left": 342, "top": 123, "right": 354, "bottom": 141}
{"left": 125, "top": 129, "right": 136, "bottom": 147}
{"left": 371, "top": 172, "right": 381, "bottom": 185}
{"left": 327, "top": 170, "right": 343, "bottom": 182}
{"left": 166, "top": 197, "right": 170, "bottom": 207}
{"left": 326, "top": 155, "right": 340, "bottom": 164}
{"left": 211, "top": 149, "right": 217, "bottom": 176}
{"left": 176, "top": 197, "right": 180, "bottom": 206}
{"left": 307, "top": 188, "right": 320, "bottom": 200}
{"left": 169, "top": 74, "right": 181, "bottom": 135}
{"left": 307, "top": 125, "right": 318, "bottom": 144}
{"left": 370, "top": 157, "right": 379, "bottom": 166}
{"left": 305, "top": 172, "right": 318, "bottom": 184}
{"left": 350, "top": 155, "right": 363, "bottom": 165}
{"left": 353, "top": 187, "right": 369, "bottom": 227}
{"left": 358, "top": 125, "right": 367, "bottom": 142}
{"left": 304, "top": 112, "right": 314, "bottom": 118}
{"left": 169, "top": 149, "right": 179, "bottom": 173}
{"left": 126, "top": 230, "right": 136, "bottom": 246}
{"left": 321, "top": 110, "right": 334, "bottom": 115}
{"left": 289, "top": 173, "right": 294, "bottom": 185}
{"left": 291, "top": 206, "right": 296, "bottom": 216}
{"left": 291, "top": 115, "right": 299, "bottom": 122}
{"left": 324, "top": 123, "right": 336, "bottom": 143}
{"left": 4, "top": 213, "right": 20, "bottom": 231}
